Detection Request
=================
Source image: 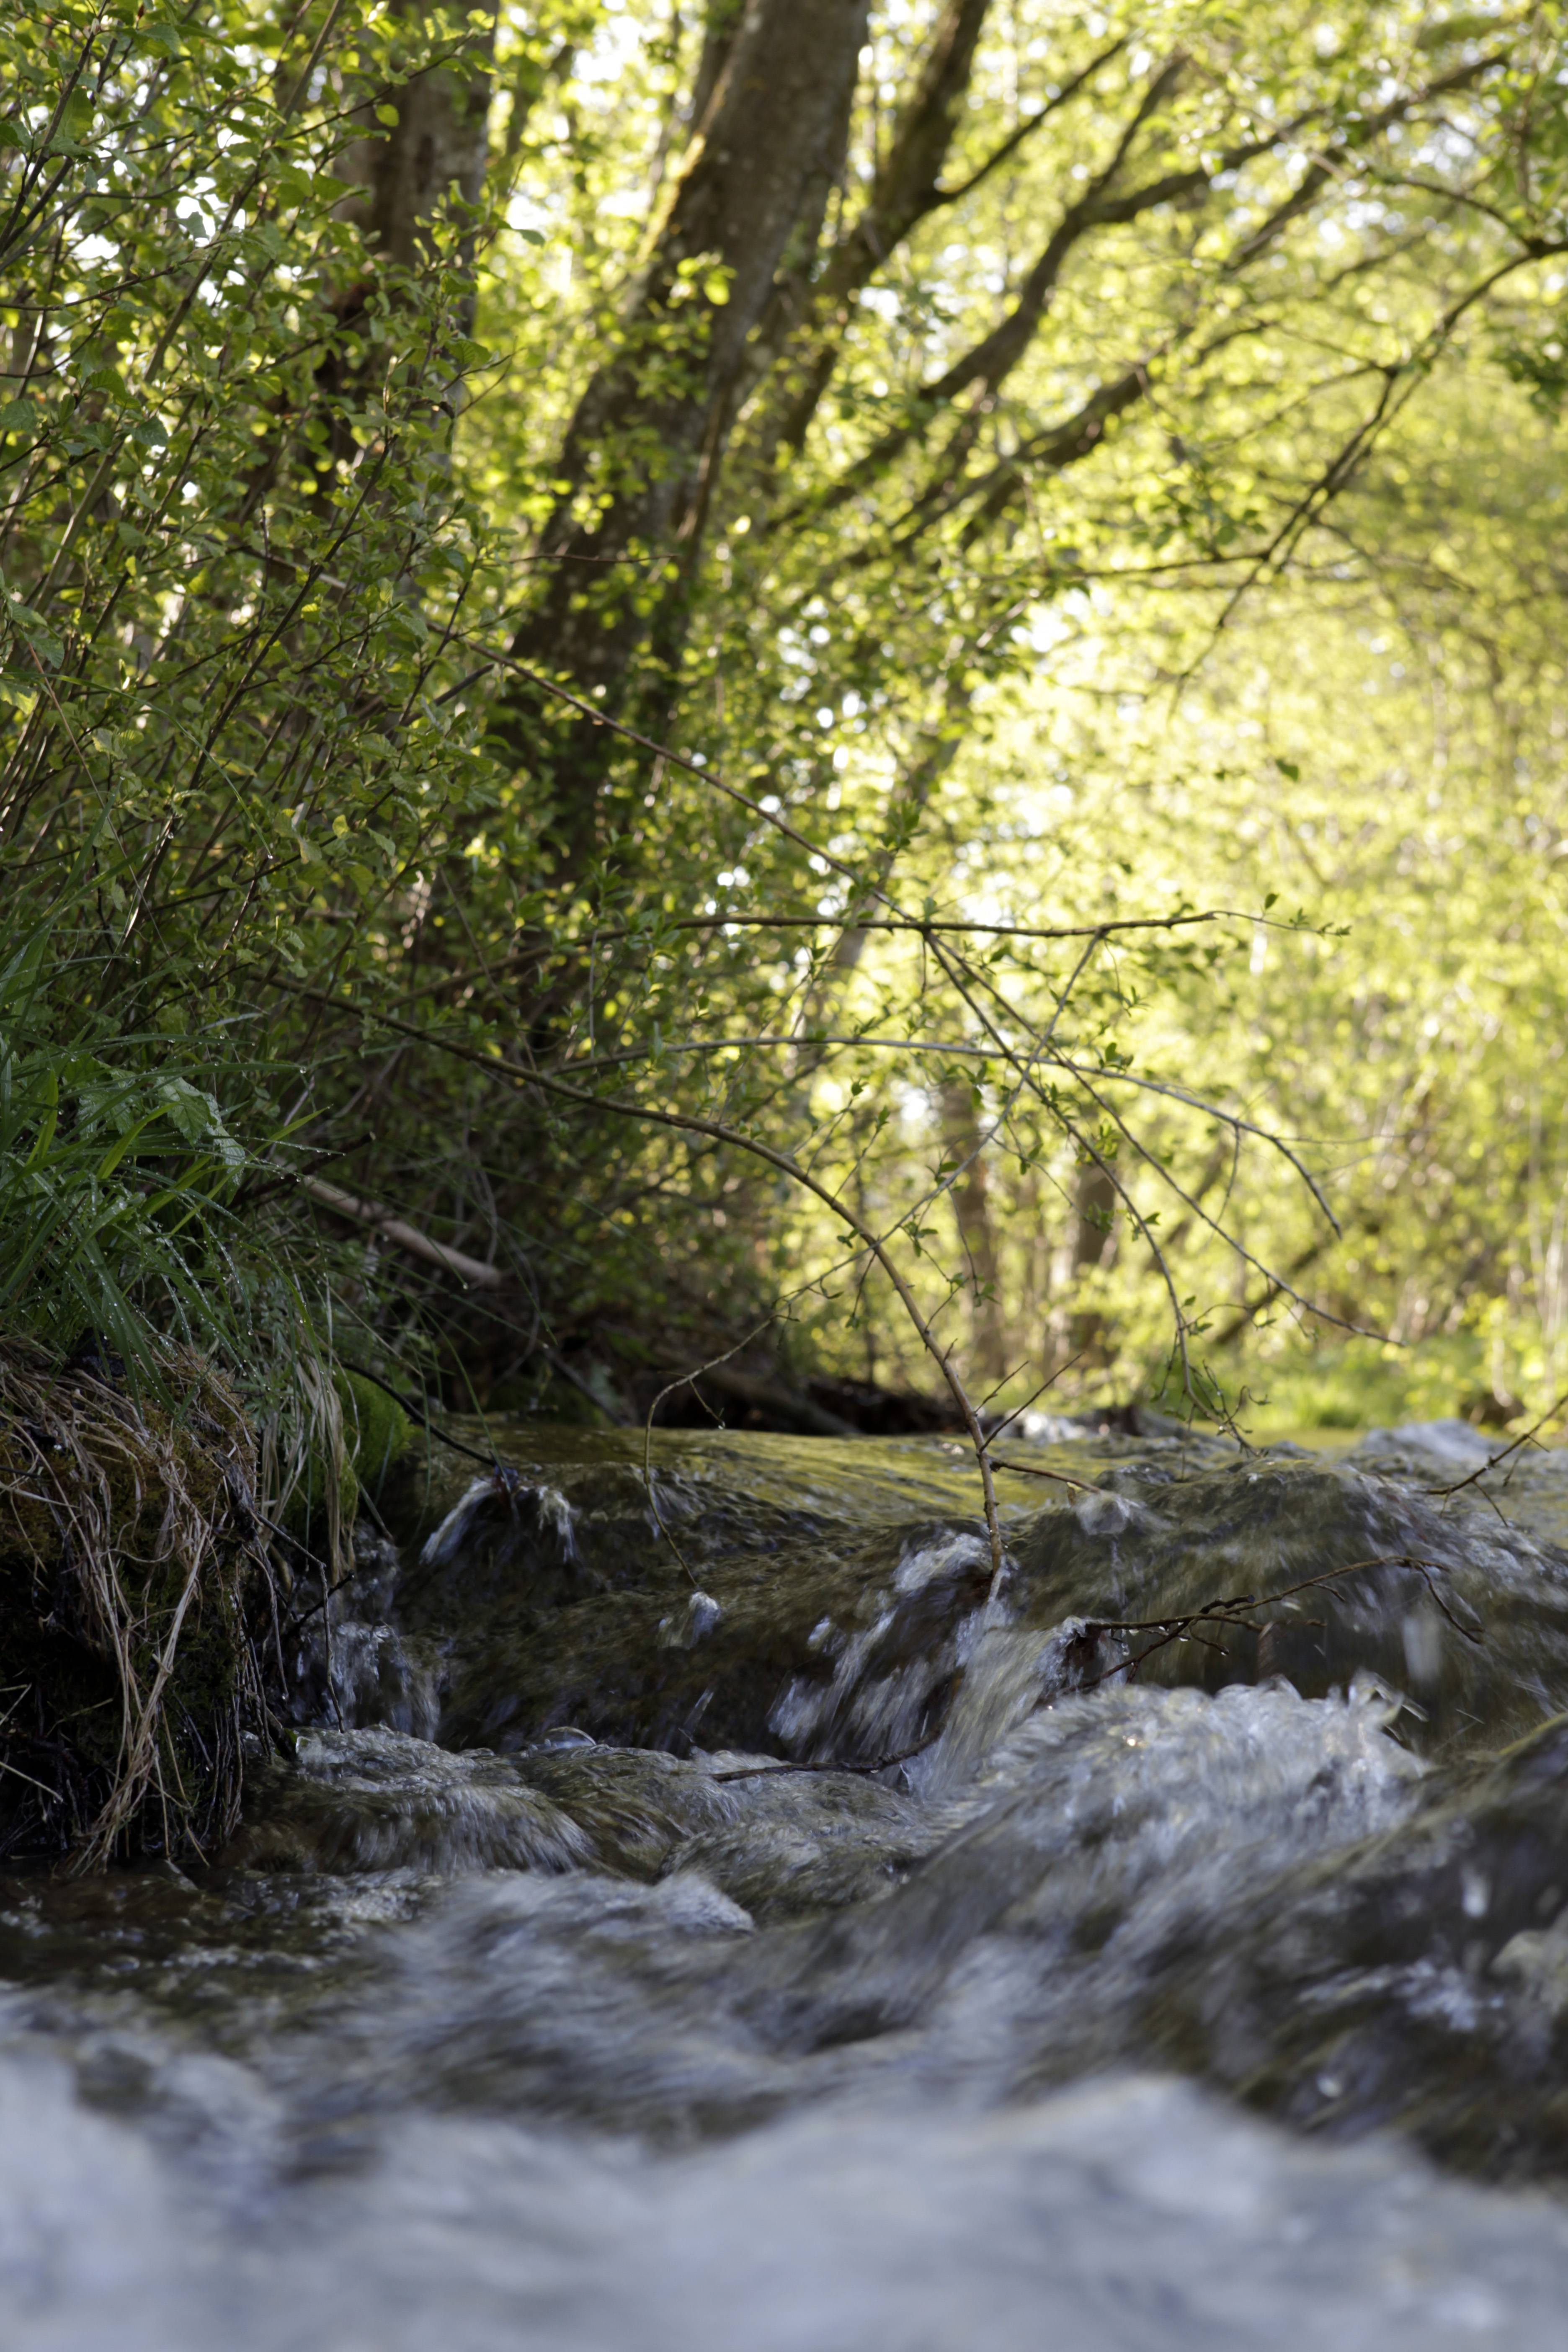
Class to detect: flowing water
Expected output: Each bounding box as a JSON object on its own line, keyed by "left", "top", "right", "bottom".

{"left": 12, "top": 1415, "right": 1568, "bottom": 2345}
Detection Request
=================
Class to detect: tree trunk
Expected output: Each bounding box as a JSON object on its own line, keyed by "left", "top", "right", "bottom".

{"left": 497, "top": 0, "right": 870, "bottom": 869}
{"left": 337, "top": 10, "right": 495, "bottom": 286}
{"left": 941, "top": 1078, "right": 1008, "bottom": 1384}
{"left": 744, "top": 0, "right": 996, "bottom": 468}
{"left": 1069, "top": 1158, "right": 1117, "bottom": 1364}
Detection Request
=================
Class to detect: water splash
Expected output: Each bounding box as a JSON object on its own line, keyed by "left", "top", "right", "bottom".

{"left": 769, "top": 1530, "right": 994, "bottom": 1764}
{"left": 420, "top": 1470, "right": 578, "bottom": 1573}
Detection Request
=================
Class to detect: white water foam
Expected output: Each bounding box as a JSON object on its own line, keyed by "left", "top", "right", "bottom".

{"left": 0, "top": 2052, "right": 1564, "bottom": 2350}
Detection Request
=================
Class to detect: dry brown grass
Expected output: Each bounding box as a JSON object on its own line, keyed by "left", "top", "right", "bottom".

{"left": 0, "top": 1342, "right": 279, "bottom": 1867}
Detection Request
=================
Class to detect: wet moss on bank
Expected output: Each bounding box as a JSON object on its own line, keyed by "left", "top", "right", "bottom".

{"left": 281, "top": 1368, "right": 414, "bottom": 1564}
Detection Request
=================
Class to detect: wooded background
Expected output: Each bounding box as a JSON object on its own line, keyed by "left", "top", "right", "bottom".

{"left": 5, "top": 0, "right": 1568, "bottom": 1434}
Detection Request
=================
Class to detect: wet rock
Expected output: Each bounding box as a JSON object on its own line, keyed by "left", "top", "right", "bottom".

{"left": 386, "top": 1432, "right": 989, "bottom": 1756}
{"left": 415, "top": 1469, "right": 580, "bottom": 1605}
{"left": 384, "top": 1426, "right": 1568, "bottom": 1769}
{"left": 725, "top": 1678, "right": 1425, "bottom": 2070}
{"left": 236, "top": 1725, "right": 929, "bottom": 1916}
{"left": 1351, "top": 1418, "right": 1499, "bottom": 1475}
{"left": 1128, "top": 1709, "right": 1568, "bottom": 2178}
{"left": 19, "top": 1418, "right": 1568, "bottom": 2351}
{"left": 223, "top": 1679, "right": 1426, "bottom": 2148}
{"left": 284, "top": 1526, "right": 441, "bottom": 1740}
{"left": 658, "top": 1590, "right": 723, "bottom": 1651}
{"left": 668, "top": 1769, "right": 933, "bottom": 1922}
{"left": 512, "top": 1744, "right": 736, "bottom": 1879}
{"left": 1004, "top": 1454, "right": 1568, "bottom": 1760}
{"left": 419, "top": 1514, "right": 1001, "bottom": 1764}
{"left": 232, "top": 1728, "right": 595, "bottom": 1876}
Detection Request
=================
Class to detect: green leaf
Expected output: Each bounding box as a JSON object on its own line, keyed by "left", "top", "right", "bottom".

{"left": 23, "top": 1071, "right": 58, "bottom": 1170}
{"left": 95, "top": 1114, "right": 156, "bottom": 1179}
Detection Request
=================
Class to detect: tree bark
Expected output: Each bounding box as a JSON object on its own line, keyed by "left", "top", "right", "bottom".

{"left": 497, "top": 0, "right": 869, "bottom": 868}
{"left": 746, "top": 0, "right": 1002, "bottom": 467}
{"left": 1069, "top": 1158, "right": 1117, "bottom": 1364}
{"left": 484, "top": 12, "right": 1496, "bottom": 890}
{"left": 338, "top": 9, "right": 495, "bottom": 282}
{"left": 941, "top": 1078, "right": 1008, "bottom": 1383}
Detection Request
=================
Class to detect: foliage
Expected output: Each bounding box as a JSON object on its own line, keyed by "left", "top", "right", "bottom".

{"left": 0, "top": 0, "right": 493, "bottom": 1401}
{"left": 965, "top": 353, "right": 1568, "bottom": 1424}
{"left": 6, "top": 0, "right": 1568, "bottom": 1457}
{"left": 0, "top": 888, "right": 248, "bottom": 1375}
{"left": 434, "top": 0, "right": 1568, "bottom": 1429}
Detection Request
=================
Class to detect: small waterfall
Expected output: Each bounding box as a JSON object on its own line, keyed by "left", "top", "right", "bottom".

{"left": 903, "top": 1616, "right": 1127, "bottom": 1798}
{"left": 768, "top": 1530, "right": 994, "bottom": 1765}
{"left": 420, "top": 1470, "right": 578, "bottom": 1573}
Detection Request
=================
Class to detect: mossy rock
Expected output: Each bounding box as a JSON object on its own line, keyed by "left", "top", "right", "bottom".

{"left": 285, "top": 1369, "right": 413, "bottom": 1548}
{"left": 338, "top": 1369, "right": 412, "bottom": 1498}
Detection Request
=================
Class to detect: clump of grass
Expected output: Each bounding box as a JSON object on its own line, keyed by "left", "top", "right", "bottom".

{"left": 0, "top": 1340, "right": 278, "bottom": 1867}
{"left": 0, "top": 889, "right": 426, "bottom": 1865}
{"left": 0, "top": 900, "right": 259, "bottom": 1382}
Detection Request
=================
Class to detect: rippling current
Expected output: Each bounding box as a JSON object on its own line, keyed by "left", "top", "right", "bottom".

{"left": 12, "top": 1413, "right": 1568, "bottom": 2347}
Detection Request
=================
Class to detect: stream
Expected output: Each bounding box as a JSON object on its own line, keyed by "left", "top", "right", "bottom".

{"left": 10, "top": 1414, "right": 1568, "bottom": 2346}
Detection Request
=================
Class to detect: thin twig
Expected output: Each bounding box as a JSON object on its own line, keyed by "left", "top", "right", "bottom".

{"left": 1427, "top": 1390, "right": 1568, "bottom": 1504}
{"left": 338, "top": 1360, "right": 500, "bottom": 1469}
{"left": 1081, "top": 1549, "right": 1483, "bottom": 1689}
{"left": 984, "top": 1452, "right": 1104, "bottom": 1496}
{"left": 642, "top": 1318, "right": 779, "bottom": 1586}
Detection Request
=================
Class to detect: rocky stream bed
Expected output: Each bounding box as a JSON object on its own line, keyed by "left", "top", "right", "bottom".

{"left": 9, "top": 1416, "right": 1568, "bottom": 2345}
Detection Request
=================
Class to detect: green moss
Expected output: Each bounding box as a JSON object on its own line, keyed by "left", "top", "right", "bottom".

{"left": 336, "top": 1370, "right": 411, "bottom": 1498}
{"left": 284, "top": 1369, "right": 413, "bottom": 1549}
